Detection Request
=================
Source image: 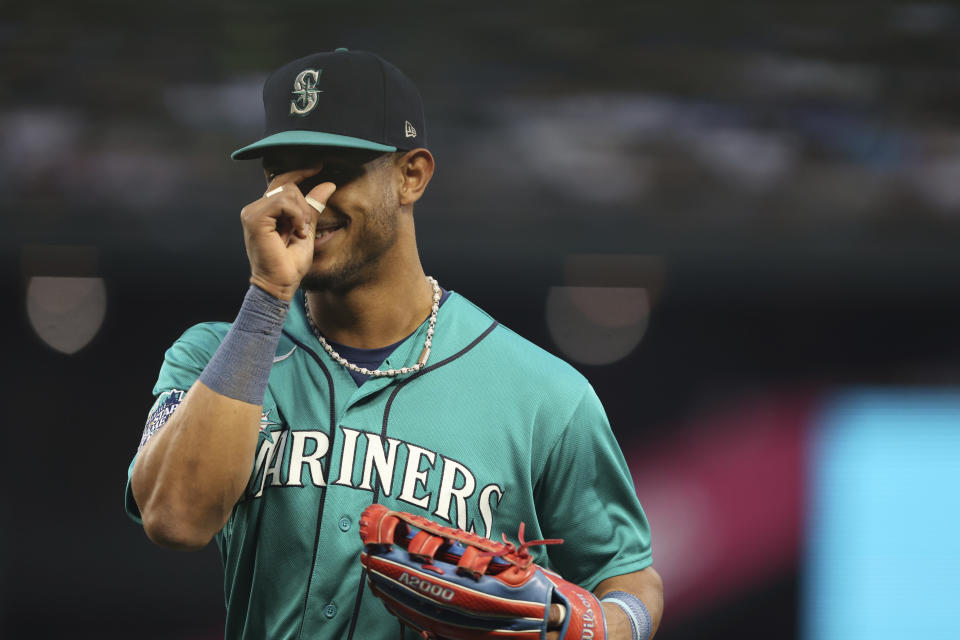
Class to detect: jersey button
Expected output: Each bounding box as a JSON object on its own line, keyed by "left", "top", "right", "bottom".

{"left": 324, "top": 603, "right": 337, "bottom": 618}
{"left": 338, "top": 516, "right": 352, "bottom": 532}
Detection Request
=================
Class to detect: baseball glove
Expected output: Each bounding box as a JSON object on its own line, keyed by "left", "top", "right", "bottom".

{"left": 358, "top": 504, "right": 607, "bottom": 640}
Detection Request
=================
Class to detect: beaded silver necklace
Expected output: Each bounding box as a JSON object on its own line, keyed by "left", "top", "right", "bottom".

{"left": 303, "top": 276, "right": 440, "bottom": 377}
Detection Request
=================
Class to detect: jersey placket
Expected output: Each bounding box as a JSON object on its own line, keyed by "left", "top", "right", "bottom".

{"left": 293, "top": 323, "right": 425, "bottom": 638}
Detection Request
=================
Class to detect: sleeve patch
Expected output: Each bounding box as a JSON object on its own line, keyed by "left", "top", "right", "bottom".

{"left": 139, "top": 389, "right": 185, "bottom": 450}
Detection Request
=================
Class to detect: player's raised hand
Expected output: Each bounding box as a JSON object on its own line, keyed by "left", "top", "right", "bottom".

{"left": 241, "top": 167, "right": 337, "bottom": 301}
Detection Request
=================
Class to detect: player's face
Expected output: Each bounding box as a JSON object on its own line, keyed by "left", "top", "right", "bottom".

{"left": 262, "top": 147, "right": 401, "bottom": 292}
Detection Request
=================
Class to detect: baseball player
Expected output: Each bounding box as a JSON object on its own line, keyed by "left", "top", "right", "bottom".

{"left": 125, "top": 49, "right": 663, "bottom": 640}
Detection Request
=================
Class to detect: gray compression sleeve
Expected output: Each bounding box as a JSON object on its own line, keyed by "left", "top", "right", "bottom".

{"left": 198, "top": 285, "right": 290, "bottom": 405}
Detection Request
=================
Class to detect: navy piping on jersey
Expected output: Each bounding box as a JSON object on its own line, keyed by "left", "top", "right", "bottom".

{"left": 278, "top": 334, "right": 336, "bottom": 640}
{"left": 377, "top": 320, "right": 500, "bottom": 471}
{"left": 344, "top": 319, "right": 499, "bottom": 640}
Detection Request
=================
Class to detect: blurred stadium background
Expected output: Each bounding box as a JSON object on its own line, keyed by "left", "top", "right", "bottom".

{"left": 4, "top": 1, "right": 960, "bottom": 638}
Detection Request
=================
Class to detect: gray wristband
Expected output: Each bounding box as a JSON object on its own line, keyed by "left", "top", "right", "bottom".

{"left": 198, "top": 285, "right": 289, "bottom": 405}
{"left": 601, "top": 591, "right": 652, "bottom": 640}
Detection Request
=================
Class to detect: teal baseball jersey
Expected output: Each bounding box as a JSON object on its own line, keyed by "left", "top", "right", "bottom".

{"left": 125, "top": 290, "right": 652, "bottom": 640}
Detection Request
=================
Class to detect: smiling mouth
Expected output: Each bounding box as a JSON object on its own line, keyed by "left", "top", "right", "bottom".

{"left": 315, "top": 224, "right": 345, "bottom": 239}
{"left": 314, "top": 207, "right": 349, "bottom": 238}
{"left": 314, "top": 220, "right": 347, "bottom": 248}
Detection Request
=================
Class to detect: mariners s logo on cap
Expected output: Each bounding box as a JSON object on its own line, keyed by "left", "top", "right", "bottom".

{"left": 290, "top": 69, "right": 322, "bottom": 116}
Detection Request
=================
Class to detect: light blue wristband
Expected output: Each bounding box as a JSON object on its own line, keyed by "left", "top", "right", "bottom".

{"left": 601, "top": 591, "right": 652, "bottom": 640}
{"left": 198, "top": 285, "right": 289, "bottom": 404}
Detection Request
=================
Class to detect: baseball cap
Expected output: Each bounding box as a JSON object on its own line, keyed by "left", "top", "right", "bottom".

{"left": 232, "top": 48, "right": 426, "bottom": 160}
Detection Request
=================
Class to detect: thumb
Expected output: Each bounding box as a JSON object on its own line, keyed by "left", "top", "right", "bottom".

{"left": 306, "top": 182, "right": 337, "bottom": 209}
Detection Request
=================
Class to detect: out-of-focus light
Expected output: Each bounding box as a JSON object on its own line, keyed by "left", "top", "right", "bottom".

{"left": 689, "top": 128, "right": 796, "bottom": 191}
{"left": 546, "top": 286, "right": 649, "bottom": 365}
{"left": 891, "top": 3, "right": 958, "bottom": 35}
{"left": 26, "top": 276, "right": 107, "bottom": 354}
{"left": 164, "top": 77, "right": 265, "bottom": 130}
{"left": 0, "top": 108, "right": 81, "bottom": 178}
{"left": 624, "top": 394, "right": 810, "bottom": 615}
{"left": 804, "top": 391, "right": 960, "bottom": 640}
{"left": 911, "top": 155, "right": 960, "bottom": 212}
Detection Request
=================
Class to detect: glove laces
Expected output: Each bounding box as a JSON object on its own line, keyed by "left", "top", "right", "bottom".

{"left": 484, "top": 522, "right": 564, "bottom": 567}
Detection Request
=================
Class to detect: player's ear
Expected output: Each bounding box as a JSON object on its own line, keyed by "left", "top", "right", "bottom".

{"left": 398, "top": 149, "right": 434, "bottom": 206}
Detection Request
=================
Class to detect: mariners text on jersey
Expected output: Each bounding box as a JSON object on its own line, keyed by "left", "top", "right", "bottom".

{"left": 249, "top": 423, "right": 505, "bottom": 537}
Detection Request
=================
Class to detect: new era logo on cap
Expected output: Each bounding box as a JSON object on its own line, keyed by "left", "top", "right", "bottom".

{"left": 232, "top": 48, "right": 427, "bottom": 160}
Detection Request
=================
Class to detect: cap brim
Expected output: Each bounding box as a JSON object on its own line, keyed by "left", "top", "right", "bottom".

{"left": 231, "top": 130, "right": 397, "bottom": 160}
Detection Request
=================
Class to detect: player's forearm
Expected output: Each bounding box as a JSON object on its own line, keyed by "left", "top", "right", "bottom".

{"left": 134, "top": 286, "right": 290, "bottom": 548}
{"left": 132, "top": 380, "right": 261, "bottom": 549}
{"left": 595, "top": 567, "right": 664, "bottom": 640}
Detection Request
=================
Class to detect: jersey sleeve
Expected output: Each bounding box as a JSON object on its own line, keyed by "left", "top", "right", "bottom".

{"left": 123, "top": 322, "right": 228, "bottom": 524}
{"left": 534, "top": 384, "right": 653, "bottom": 591}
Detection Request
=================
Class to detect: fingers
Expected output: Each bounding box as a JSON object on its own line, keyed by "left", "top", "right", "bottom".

{"left": 298, "top": 181, "right": 338, "bottom": 224}
{"left": 243, "top": 166, "right": 338, "bottom": 249}
{"left": 252, "top": 181, "right": 334, "bottom": 240}
{"left": 547, "top": 603, "right": 566, "bottom": 628}
{"left": 248, "top": 184, "right": 312, "bottom": 240}
{"left": 264, "top": 166, "right": 324, "bottom": 194}
{"left": 306, "top": 181, "right": 337, "bottom": 212}
{"left": 261, "top": 165, "right": 325, "bottom": 230}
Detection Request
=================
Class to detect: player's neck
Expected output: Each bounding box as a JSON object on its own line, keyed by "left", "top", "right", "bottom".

{"left": 305, "top": 256, "right": 433, "bottom": 349}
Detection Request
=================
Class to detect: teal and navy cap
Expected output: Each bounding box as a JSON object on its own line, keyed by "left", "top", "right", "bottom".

{"left": 232, "top": 48, "right": 426, "bottom": 160}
